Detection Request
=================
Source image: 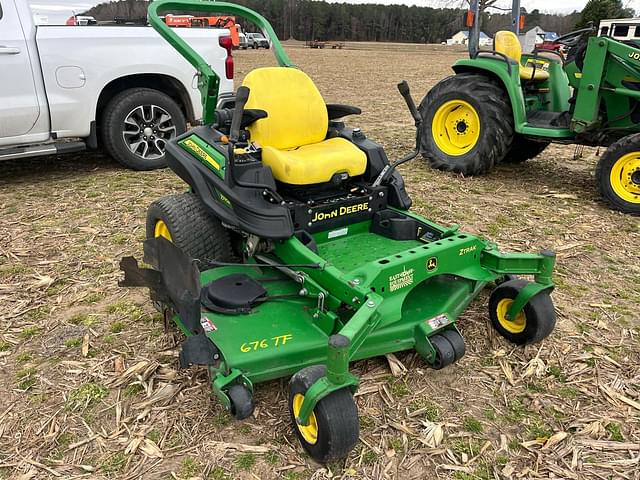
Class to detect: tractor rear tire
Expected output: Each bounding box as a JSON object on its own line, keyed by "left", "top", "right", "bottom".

{"left": 595, "top": 134, "right": 640, "bottom": 215}
{"left": 146, "top": 192, "right": 233, "bottom": 262}
{"left": 503, "top": 136, "right": 550, "bottom": 164}
{"left": 419, "top": 73, "right": 514, "bottom": 176}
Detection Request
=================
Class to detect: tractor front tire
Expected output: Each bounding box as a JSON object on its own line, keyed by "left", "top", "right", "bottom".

{"left": 288, "top": 366, "right": 359, "bottom": 463}
{"left": 146, "top": 193, "right": 233, "bottom": 262}
{"left": 595, "top": 134, "right": 640, "bottom": 215}
{"left": 419, "top": 73, "right": 514, "bottom": 176}
{"left": 503, "top": 136, "right": 550, "bottom": 164}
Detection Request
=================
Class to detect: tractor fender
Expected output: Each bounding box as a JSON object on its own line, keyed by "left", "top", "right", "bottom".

{"left": 452, "top": 59, "right": 528, "bottom": 134}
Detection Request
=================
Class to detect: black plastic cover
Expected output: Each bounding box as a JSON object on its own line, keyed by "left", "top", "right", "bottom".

{"left": 201, "top": 273, "right": 267, "bottom": 314}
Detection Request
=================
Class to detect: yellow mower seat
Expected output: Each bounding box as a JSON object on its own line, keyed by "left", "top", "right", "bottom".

{"left": 242, "top": 67, "right": 367, "bottom": 185}
{"left": 494, "top": 30, "right": 550, "bottom": 82}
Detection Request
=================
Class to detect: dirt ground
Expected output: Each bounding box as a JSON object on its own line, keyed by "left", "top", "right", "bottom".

{"left": 1, "top": 42, "right": 639, "bottom": 480}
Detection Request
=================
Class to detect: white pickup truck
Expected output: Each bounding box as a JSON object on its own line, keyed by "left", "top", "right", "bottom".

{"left": 0, "top": 0, "right": 234, "bottom": 170}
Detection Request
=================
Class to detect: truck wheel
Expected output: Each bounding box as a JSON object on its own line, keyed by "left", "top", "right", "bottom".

{"left": 101, "top": 87, "right": 186, "bottom": 170}
{"left": 503, "top": 136, "right": 550, "bottom": 164}
{"left": 596, "top": 134, "right": 640, "bottom": 215}
{"left": 146, "top": 193, "right": 233, "bottom": 262}
{"left": 419, "top": 73, "right": 514, "bottom": 176}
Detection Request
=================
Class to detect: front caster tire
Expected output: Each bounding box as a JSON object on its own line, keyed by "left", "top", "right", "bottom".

{"left": 288, "top": 366, "right": 359, "bottom": 463}
{"left": 146, "top": 192, "right": 233, "bottom": 262}
{"left": 418, "top": 73, "right": 514, "bottom": 176}
{"left": 489, "top": 279, "right": 556, "bottom": 345}
{"left": 101, "top": 87, "right": 186, "bottom": 170}
{"left": 427, "top": 330, "right": 465, "bottom": 369}
{"left": 595, "top": 134, "right": 640, "bottom": 215}
{"left": 228, "top": 384, "right": 254, "bottom": 420}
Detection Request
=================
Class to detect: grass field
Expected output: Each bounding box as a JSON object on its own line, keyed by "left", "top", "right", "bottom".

{"left": 1, "top": 42, "right": 639, "bottom": 480}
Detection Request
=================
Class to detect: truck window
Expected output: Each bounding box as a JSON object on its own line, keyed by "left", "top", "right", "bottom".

{"left": 600, "top": 26, "right": 609, "bottom": 36}
{"left": 614, "top": 25, "right": 629, "bottom": 38}
{"left": 635, "top": 26, "right": 640, "bottom": 38}
{"left": 0, "top": 2, "right": 3, "bottom": 20}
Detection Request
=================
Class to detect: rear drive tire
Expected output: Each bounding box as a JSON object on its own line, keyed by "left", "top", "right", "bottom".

{"left": 595, "top": 133, "right": 640, "bottom": 215}
{"left": 146, "top": 192, "right": 233, "bottom": 262}
{"left": 503, "top": 136, "right": 550, "bottom": 164}
{"left": 419, "top": 73, "right": 514, "bottom": 175}
{"left": 101, "top": 87, "right": 186, "bottom": 170}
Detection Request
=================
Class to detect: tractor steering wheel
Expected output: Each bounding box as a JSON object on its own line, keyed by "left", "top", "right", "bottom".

{"left": 555, "top": 25, "right": 595, "bottom": 47}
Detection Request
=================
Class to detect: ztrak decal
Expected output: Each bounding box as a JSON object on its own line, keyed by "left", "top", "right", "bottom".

{"left": 459, "top": 245, "right": 477, "bottom": 256}
{"left": 240, "top": 334, "right": 293, "bottom": 353}
{"left": 389, "top": 267, "right": 414, "bottom": 292}
{"left": 311, "top": 202, "right": 369, "bottom": 223}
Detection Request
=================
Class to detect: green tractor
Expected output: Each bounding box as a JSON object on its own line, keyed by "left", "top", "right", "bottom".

{"left": 121, "top": 0, "right": 557, "bottom": 462}
{"left": 420, "top": 0, "right": 640, "bottom": 214}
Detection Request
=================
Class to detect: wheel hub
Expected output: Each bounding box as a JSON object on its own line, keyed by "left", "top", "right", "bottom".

{"left": 496, "top": 298, "right": 526, "bottom": 334}
{"left": 122, "top": 104, "right": 176, "bottom": 160}
{"left": 431, "top": 100, "right": 480, "bottom": 156}
{"left": 609, "top": 152, "right": 640, "bottom": 203}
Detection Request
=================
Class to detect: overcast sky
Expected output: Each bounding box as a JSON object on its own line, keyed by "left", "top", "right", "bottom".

{"left": 27, "top": 0, "right": 640, "bottom": 24}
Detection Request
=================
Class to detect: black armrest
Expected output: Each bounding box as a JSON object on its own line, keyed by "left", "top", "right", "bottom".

{"left": 326, "top": 104, "right": 362, "bottom": 120}
{"left": 215, "top": 108, "right": 267, "bottom": 129}
{"left": 241, "top": 109, "right": 267, "bottom": 128}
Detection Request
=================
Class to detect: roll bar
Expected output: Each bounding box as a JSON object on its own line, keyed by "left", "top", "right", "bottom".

{"left": 147, "top": 0, "right": 294, "bottom": 124}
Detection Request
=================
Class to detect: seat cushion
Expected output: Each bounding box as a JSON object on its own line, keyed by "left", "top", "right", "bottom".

{"left": 262, "top": 137, "right": 367, "bottom": 185}
{"left": 495, "top": 30, "right": 522, "bottom": 62}
{"left": 520, "top": 66, "right": 550, "bottom": 82}
{"left": 243, "top": 67, "right": 328, "bottom": 150}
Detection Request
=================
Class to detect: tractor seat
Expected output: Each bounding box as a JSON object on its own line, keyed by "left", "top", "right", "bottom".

{"left": 242, "top": 67, "right": 367, "bottom": 185}
{"left": 494, "top": 31, "right": 550, "bottom": 82}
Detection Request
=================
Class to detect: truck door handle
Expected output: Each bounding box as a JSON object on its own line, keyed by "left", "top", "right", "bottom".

{"left": 0, "top": 46, "right": 21, "bottom": 55}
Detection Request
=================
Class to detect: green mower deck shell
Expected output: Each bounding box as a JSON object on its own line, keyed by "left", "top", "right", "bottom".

{"left": 166, "top": 218, "right": 555, "bottom": 422}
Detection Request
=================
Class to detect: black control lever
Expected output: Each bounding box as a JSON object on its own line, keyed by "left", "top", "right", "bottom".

{"left": 229, "top": 86, "right": 250, "bottom": 144}
{"left": 397, "top": 80, "right": 421, "bottom": 126}
{"left": 372, "top": 81, "right": 422, "bottom": 187}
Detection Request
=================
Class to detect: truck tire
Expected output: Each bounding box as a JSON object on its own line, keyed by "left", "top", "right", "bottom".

{"left": 418, "top": 73, "right": 514, "bottom": 176}
{"left": 503, "top": 135, "right": 550, "bottom": 164}
{"left": 101, "top": 87, "right": 186, "bottom": 170}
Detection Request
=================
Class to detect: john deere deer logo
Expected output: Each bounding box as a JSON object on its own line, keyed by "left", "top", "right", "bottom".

{"left": 426, "top": 257, "right": 438, "bottom": 271}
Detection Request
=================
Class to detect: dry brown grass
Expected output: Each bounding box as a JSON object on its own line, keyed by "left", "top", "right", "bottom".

{"left": 0, "top": 42, "right": 639, "bottom": 480}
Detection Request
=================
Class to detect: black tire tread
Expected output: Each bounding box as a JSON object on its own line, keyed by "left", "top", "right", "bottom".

{"left": 228, "top": 384, "right": 254, "bottom": 420}
{"left": 503, "top": 135, "right": 550, "bottom": 164}
{"left": 489, "top": 279, "right": 556, "bottom": 345}
{"left": 145, "top": 192, "right": 233, "bottom": 262}
{"left": 419, "top": 72, "right": 514, "bottom": 176}
{"left": 288, "top": 365, "right": 359, "bottom": 463}
{"left": 595, "top": 133, "right": 640, "bottom": 215}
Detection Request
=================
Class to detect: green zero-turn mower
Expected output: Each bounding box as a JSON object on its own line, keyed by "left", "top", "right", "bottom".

{"left": 120, "top": 0, "right": 558, "bottom": 463}
{"left": 420, "top": 24, "right": 640, "bottom": 215}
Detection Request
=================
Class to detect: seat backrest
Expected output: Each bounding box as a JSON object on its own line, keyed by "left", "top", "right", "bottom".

{"left": 494, "top": 30, "right": 522, "bottom": 62}
{"left": 242, "top": 67, "right": 328, "bottom": 150}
